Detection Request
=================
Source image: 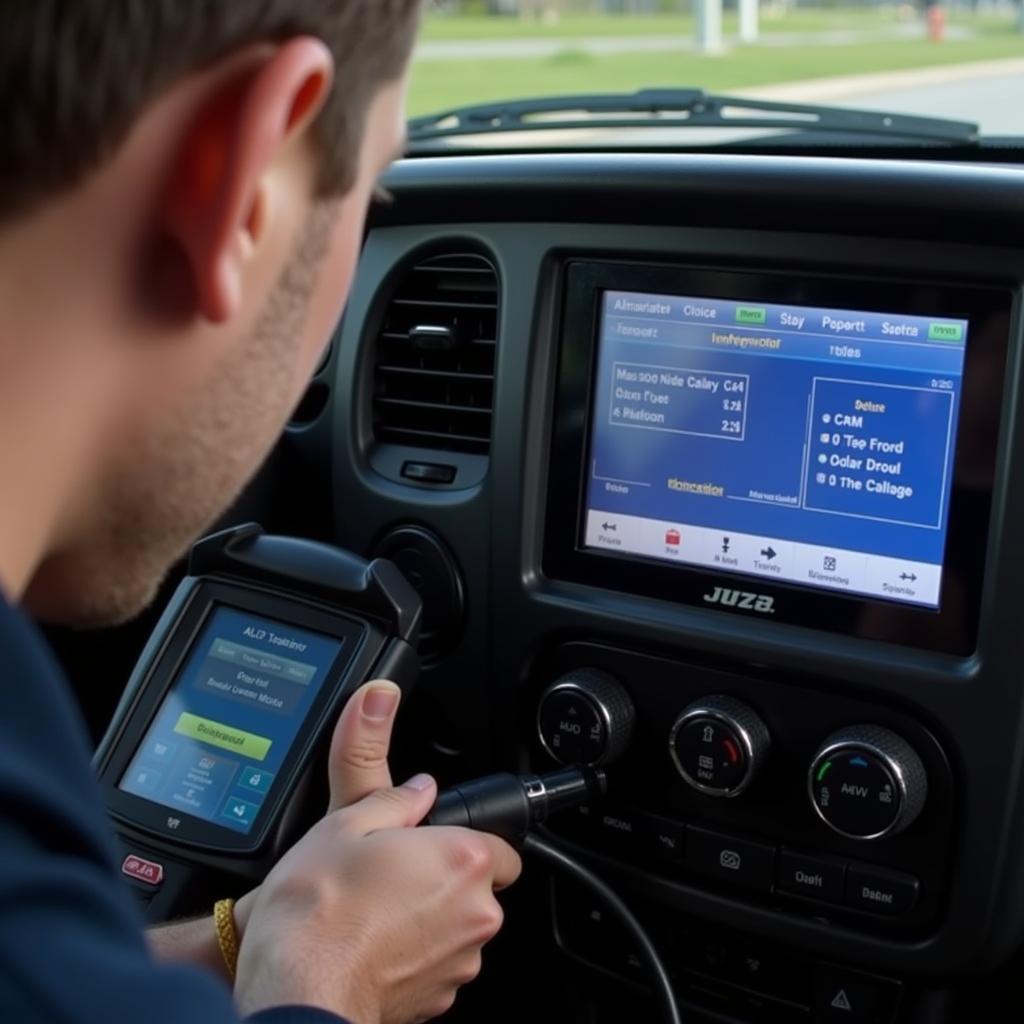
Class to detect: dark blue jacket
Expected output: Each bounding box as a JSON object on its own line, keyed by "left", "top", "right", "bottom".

{"left": 0, "top": 598, "right": 348, "bottom": 1024}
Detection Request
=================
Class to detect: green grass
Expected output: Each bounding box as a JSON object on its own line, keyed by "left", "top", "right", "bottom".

{"left": 409, "top": 15, "right": 1023, "bottom": 117}
{"left": 420, "top": 8, "right": 910, "bottom": 40}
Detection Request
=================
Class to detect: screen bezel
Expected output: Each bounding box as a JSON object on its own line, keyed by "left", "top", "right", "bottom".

{"left": 544, "top": 260, "right": 1011, "bottom": 655}
{"left": 99, "top": 582, "right": 368, "bottom": 854}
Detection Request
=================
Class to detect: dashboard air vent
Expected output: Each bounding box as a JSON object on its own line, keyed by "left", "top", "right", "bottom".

{"left": 372, "top": 252, "right": 499, "bottom": 455}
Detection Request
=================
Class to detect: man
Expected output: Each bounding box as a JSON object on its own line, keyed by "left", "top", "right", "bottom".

{"left": 0, "top": 2, "right": 521, "bottom": 1023}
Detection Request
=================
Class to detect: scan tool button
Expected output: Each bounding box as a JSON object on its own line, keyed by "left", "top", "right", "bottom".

{"left": 239, "top": 766, "right": 274, "bottom": 795}
{"left": 121, "top": 854, "right": 164, "bottom": 888}
{"left": 173, "top": 712, "right": 271, "bottom": 761}
{"left": 220, "top": 796, "right": 260, "bottom": 829}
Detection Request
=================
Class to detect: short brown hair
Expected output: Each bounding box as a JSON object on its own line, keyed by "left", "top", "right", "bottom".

{"left": 0, "top": 0, "right": 422, "bottom": 222}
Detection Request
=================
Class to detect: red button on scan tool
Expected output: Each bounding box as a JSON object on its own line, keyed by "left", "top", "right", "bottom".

{"left": 122, "top": 854, "right": 164, "bottom": 887}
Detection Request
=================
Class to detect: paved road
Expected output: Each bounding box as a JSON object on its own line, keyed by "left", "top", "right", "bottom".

{"left": 740, "top": 61, "right": 1024, "bottom": 135}
{"left": 415, "top": 23, "right": 972, "bottom": 60}
{"left": 819, "top": 70, "right": 1024, "bottom": 135}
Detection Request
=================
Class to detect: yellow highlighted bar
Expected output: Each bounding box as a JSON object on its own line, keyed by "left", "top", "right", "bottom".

{"left": 174, "top": 712, "right": 271, "bottom": 762}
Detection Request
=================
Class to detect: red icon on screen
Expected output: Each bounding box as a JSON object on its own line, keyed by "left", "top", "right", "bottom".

{"left": 665, "top": 529, "right": 681, "bottom": 546}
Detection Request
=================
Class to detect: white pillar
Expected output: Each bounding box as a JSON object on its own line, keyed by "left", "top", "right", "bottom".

{"left": 696, "top": 0, "right": 723, "bottom": 53}
{"left": 739, "top": 0, "right": 759, "bottom": 43}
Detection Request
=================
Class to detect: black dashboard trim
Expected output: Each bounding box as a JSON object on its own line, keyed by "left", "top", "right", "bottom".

{"left": 379, "top": 153, "right": 1024, "bottom": 244}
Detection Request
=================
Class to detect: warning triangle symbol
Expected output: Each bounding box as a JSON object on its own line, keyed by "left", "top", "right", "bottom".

{"left": 830, "top": 989, "right": 853, "bottom": 1012}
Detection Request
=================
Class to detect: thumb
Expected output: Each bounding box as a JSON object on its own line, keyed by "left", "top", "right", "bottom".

{"left": 337, "top": 774, "right": 438, "bottom": 836}
{"left": 327, "top": 680, "right": 401, "bottom": 814}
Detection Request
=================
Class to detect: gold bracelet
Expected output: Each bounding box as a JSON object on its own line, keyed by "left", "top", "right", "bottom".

{"left": 213, "top": 897, "right": 239, "bottom": 980}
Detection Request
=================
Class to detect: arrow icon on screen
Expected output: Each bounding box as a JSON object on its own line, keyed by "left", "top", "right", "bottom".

{"left": 899, "top": 573, "right": 918, "bottom": 582}
{"left": 760, "top": 547, "right": 777, "bottom": 561}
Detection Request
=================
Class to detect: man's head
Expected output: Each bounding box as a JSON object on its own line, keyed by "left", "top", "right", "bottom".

{"left": 0, "top": 1, "right": 421, "bottom": 624}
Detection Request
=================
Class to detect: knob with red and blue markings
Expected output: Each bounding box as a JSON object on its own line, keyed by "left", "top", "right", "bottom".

{"left": 809, "top": 726, "right": 928, "bottom": 840}
{"left": 669, "top": 695, "right": 770, "bottom": 798}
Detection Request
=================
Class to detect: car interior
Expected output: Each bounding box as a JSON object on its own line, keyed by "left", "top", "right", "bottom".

{"left": 46, "top": 7, "right": 1024, "bottom": 1022}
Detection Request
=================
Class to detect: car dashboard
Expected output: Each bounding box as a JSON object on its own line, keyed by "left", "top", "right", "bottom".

{"left": 86, "top": 149, "right": 1024, "bottom": 1024}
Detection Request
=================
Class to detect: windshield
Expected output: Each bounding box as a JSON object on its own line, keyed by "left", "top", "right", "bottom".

{"left": 410, "top": 1, "right": 1024, "bottom": 140}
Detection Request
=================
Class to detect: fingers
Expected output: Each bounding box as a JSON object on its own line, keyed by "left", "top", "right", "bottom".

{"left": 337, "top": 773, "right": 438, "bottom": 835}
{"left": 475, "top": 834, "right": 523, "bottom": 892}
{"left": 327, "top": 680, "right": 401, "bottom": 813}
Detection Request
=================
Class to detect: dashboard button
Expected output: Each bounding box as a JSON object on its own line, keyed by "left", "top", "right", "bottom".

{"left": 639, "top": 812, "right": 686, "bottom": 862}
{"left": 731, "top": 940, "right": 806, "bottom": 1006}
{"left": 777, "top": 850, "right": 845, "bottom": 904}
{"left": 593, "top": 805, "right": 645, "bottom": 851}
{"left": 669, "top": 695, "right": 771, "bottom": 798}
{"left": 673, "top": 716, "right": 748, "bottom": 791}
{"left": 538, "top": 686, "right": 608, "bottom": 765}
{"left": 400, "top": 461, "right": 456, "bottom": 484}
{"left": 812, "top": 965, "right": 901, "bottom": 1023}
{"left": 845, "top": 865, "right": 919, "bottom": 915}
{"left": 537, "top": 670, "right": 635, "bottom": 767}
{"left": 552, "top": 884, "right": 646, "bottom": 983}
{"left": 560, "top": 802, "right": 598, "bottom": 838}
{"left": 809, "top": 726, "right": 927, "bottom": 840}
{"left": 686, "top": 828, "right": 775, "bottom": 891}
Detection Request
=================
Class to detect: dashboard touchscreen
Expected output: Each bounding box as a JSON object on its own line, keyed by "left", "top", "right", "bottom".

{"left": 119, "top": 607, "right": 343, "bottom": 834}
{"left": 583, "top": 289, "right": 969, "bottom": 609}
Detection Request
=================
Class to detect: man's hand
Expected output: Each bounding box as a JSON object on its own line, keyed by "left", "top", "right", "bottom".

{"left": 230, "top": 680, "right": 522, "bottom": 1023}
{"left": 148, "top": 681, "right": 406, "bottom": 977}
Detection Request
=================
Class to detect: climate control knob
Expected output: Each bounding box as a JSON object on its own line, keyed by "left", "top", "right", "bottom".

{"left": 537, "top": 669, "right": 635, "bottom": 767}
{"left": 809, "top": 726, "right": 927, "bottom": 840}
{"left": 669, "top": 695, "right": 770, "bottom": 798}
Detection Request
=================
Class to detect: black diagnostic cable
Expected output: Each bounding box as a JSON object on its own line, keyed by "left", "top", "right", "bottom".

{"left": 425, "top": 767, "right": 684, "bottom": 1024}
{"left": 522, "top": 831, "right": 682, "bottom": 1024}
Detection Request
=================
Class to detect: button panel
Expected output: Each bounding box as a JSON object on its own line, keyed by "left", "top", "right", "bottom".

{"left": 553, "top": 806, "right": 920, "bottom": 919}
{"left": 553, "top": 881, "right": 902, "bottom": 1024}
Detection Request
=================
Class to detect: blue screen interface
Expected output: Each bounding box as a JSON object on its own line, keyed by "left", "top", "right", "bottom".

{"left": 584, "top": 289, "right": 969, "bottom": 608}
{"left": 119, "top": 608, "right": 343, "bottom": 833}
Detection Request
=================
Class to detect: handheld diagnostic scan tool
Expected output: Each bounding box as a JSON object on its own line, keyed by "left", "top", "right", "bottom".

{"left": 94, "top": 523, "right": 422, "bottom": 920}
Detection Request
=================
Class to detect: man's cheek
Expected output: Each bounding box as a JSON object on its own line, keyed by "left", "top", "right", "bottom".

{"left": 300, "top": 205, "right": 365, "bottom": 377}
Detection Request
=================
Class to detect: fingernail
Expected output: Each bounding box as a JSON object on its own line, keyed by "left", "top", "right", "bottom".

{"left": 361, "top": 683, "right": 400, "bottom": 722}
{"left": 403, "top": 773, "right": 435, "bottom": 792}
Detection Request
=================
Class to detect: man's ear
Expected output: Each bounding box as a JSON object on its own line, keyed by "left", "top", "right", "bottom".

{"left": 161, "top": 37, "right": 334, "bottom": 324}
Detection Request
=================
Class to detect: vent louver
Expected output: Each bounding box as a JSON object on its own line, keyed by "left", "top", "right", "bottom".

{"left": 372, "top": 252, "right": 499, "bottom": 455}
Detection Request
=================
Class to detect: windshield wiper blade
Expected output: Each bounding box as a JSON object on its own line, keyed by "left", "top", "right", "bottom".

{"left": 407, "top": 88, "right": 979, "bottom": 146}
